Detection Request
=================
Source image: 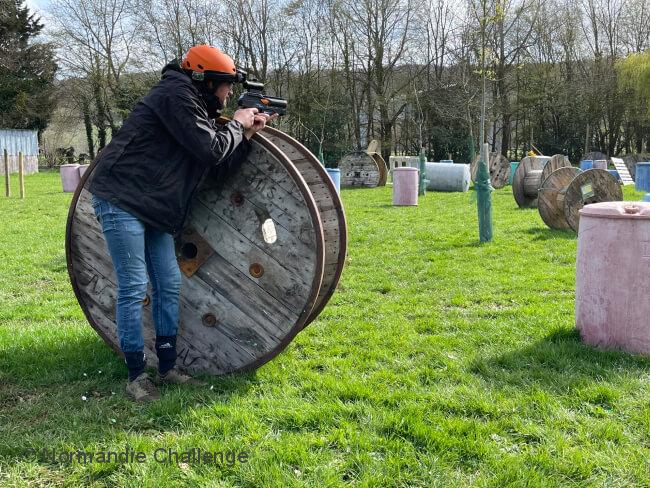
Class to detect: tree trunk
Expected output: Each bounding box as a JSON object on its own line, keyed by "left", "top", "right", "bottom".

{"left": 83, "top": 97, "right": 95, "bottom": 159}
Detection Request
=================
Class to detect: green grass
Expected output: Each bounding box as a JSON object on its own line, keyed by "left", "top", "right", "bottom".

{"left": 1, "top": 171, "right": 650, "bottom": 487}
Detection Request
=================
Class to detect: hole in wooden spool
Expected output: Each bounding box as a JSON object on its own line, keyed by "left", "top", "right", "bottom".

{"left": 181, "top": 242, "right": 198, "bottom": 259}
{"left": 142, "top": 295, "right": 150, "bottom": 306}
{"left": 202, "top": 313, "right": 217, "bottom": 327}
{"left": 354, "top": 171, "right": 361, "bottom": 178}
{"left": 249, "top": 263, "right": 264, "bottom": 278}
{"left": 230, "top": 192, "right": 244, "bottom": 206}
{"left": 262, "top": 218, "right": 277, "bottom": 244}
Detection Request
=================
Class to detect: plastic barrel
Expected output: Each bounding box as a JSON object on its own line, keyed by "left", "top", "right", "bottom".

{"left": 643, "top": 194, "right": 650, "bottom": 202}
{"left": 635, "top": 162, "right": 650, "bottom": 192}
{"left": 576, "top": 202, "right": 650, "bottom": 355}
{"left": 60, "top": 164, "right": 80, "bottom": 192}
{"left": 593, "top": 159, "right": 608, "bottom": 170}
{"left": 326, "top": 168, "right": 341, "bottom": 194}
{"left": 440, "top": 159, "right": 454, "bottom": 164}
{"left": 424, "top": 162, "right": 470, "bottom": 192}
{"left": 509, "top": 161, "right": 519, "bottom": 185}
{"left": 78, "top": 164, "right": 90, "bottom": 179}
{"left": 580, "top": 160, "right": 594, "bottom": 171}
{"left": 392, "top": 167, "right": 419, "bottom": 205}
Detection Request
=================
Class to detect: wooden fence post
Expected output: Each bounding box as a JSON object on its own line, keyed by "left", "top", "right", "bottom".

{"left": 3, "top": 149, "right": 9, "bottom": 197}
{"left": 19, "top": 152, "right": 25, "bottom": 199}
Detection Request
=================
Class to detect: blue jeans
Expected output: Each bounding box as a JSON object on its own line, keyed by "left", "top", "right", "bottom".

{"left": 91, "top": 195, "right": 181, "bottom": 353}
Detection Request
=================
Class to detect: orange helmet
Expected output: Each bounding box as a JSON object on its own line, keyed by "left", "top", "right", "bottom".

{"left": 181, "top": 45, "right": 244, "bottom": 83}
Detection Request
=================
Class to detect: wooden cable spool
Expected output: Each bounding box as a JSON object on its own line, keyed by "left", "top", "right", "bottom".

{"left": 66, "top": 128, "right": 346, "bottom": 375}
{"left": 512, "top": 155, "right": 571, "bottom": 208}
{"left": 259, "top": 126, "right": 348, "bottom": 327}
{"left": 368, "top": 152, "right": 388, "bottom": 186}
{"left": 339, "top": 151, "right": 381, "bottom": 188}
{"left": 470, "top": 152, "right": 510, "bottom": 189}
{"left": 564, "top": 169, "right": 623, "bottom": 232}
{"left": 538, "top": 167, "right": 582, "bottom": 229}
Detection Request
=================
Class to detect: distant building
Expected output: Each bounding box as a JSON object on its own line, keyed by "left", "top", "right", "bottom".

{"left": 0, "top": 129, "right": 39, "bottom": 176}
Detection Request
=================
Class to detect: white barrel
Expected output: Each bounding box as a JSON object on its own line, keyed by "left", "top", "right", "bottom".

{"left": 425, "top": 162, "right": 470, "bottom": 192}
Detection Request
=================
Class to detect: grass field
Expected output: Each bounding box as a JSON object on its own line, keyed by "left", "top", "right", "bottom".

{"left": 1, "top": 171, "right": 649, "bottom": 487}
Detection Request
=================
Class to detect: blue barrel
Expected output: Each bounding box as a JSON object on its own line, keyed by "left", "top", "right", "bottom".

{"left": 509, "top": 161, "right": 519, "bottom": 185}
{"left": 635, "top": 162, "right": 650, "bottom": 192}
{"left": 644, "top": 194, "right": 650, "bottom": 202}
{"left": 326, "top": 168, "right": 341, "bottom": 193}
{"left": 580, "top": 160, "right": 594, "bottom": 171}
{"left": 607, "top": 169, "right": 620, "bottom": 181}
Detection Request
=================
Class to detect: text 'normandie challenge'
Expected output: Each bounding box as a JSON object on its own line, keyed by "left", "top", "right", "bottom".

{"left": 30, "top": 447, "right": 249, "bottom": 466}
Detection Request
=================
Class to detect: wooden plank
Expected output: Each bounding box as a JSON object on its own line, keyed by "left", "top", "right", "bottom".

{"left": 612, "top": 157, "right": 635, "bottom": 185}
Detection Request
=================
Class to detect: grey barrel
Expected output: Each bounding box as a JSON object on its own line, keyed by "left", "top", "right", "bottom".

{"left": 425, "top": 162, "right": 470, "bottom": 192}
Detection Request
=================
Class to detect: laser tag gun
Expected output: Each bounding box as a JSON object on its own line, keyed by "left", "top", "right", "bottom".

{"left": 237, "top": 80, "right": 287, "bottom": 116}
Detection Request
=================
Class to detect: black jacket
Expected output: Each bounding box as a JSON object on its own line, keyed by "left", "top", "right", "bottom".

{"left": 88, "top": 61, "right": 250, "bottom": 235}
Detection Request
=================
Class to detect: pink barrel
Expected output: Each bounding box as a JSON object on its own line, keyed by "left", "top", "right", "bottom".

{"left": 392, "top": 167, "right": 419, "bottom": 206}
{"left": 576, "top": 202, "right": 650, "bottom": 354}
{"left": 593, "top": 159, "right": 608, "bottom": 170}
{"left": 60, "top": 164, "right": 81, "bottom": 192}
{"left": 78, "top": 164, "right": 90, "bottom": 179}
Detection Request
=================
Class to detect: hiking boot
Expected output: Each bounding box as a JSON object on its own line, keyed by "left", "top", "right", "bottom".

{"left": 125, "top": 372, "right": 160, "bottom": 402}
{"left": 156, "top": 366, "right": 206, "bottom": 386}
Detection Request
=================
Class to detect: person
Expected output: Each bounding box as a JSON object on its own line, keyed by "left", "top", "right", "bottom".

{"left": 88, "top": 45, "right": 276, "bottom": 402}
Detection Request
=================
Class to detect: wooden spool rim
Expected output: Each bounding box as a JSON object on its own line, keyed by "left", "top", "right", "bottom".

{"left": 540, "top": 154, "right": 572, "bottom": 185}
{"left": 259, "top": 126, "right": 348, "bottom": 327}
{"left": 537, "top": 166, "right": 582, "bottom": 230}
{"left": 66, "top": 133, "right": 326, "bottom": 374}
{"left": 368, "top": 152, "right": 388, "bottom": 186}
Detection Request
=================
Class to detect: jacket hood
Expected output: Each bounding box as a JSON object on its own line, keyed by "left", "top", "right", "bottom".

{"left": 161, "top": 59, "right": 186, "bottom": 77}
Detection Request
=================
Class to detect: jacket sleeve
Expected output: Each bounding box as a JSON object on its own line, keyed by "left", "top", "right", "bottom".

{"left": 143, "top": 88, "right": 245, "bottom": 167}
{"left": 209, "top": 134, "right": 252, "bottom": 181}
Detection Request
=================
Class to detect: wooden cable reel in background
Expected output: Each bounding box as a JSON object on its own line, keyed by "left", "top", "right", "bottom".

{"left": 538, "top": 168, "right": 622, "bottom": 231}
{"left": 339, "top": 151, "right": 382, "bottom": 188}
{"left": 66, "top": 126, "right": 347, "bottom": 376}
{"left": 470, "top": 152, "right": 510, "bottom": 189}
{"left": 512, "top": 155, "right": 571, "bottom": 208}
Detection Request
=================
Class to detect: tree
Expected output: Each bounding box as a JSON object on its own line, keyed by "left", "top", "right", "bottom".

{"left": 0, "top": 0, "right": 57, "bottom": 137}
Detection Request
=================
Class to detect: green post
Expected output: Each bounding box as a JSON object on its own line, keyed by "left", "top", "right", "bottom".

{"left": 418, "top": 147, "right": 427, "bottom": 196}
{"left": 475, "top": 143, "right": 493, "bottom": 242}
